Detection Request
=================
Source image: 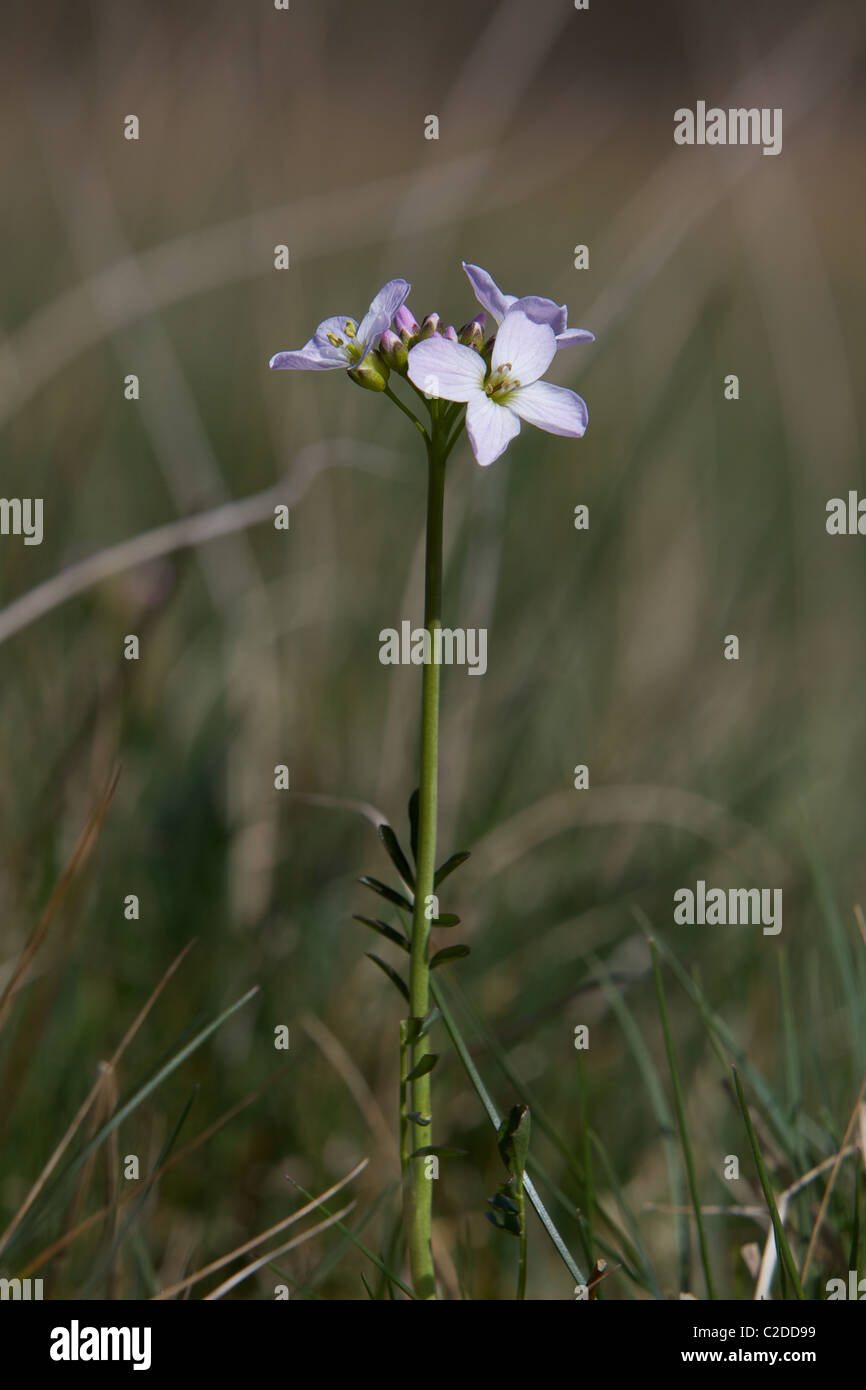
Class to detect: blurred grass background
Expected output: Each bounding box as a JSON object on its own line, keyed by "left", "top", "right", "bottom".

{"left": 0, "top": 0, "right": 864, "bottom": 1298}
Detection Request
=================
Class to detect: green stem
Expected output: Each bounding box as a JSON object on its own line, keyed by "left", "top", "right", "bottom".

{"left": 399, "top": 1020, "right": 409, "bottom": 1180}
{"left": 516, "top": 1176, "right": 527, "bottom": 1300}
{"left": 405, "top": 409, "right": 448, "bottom": 1300}
{"left": 441, "top": 406, "right": 467, "bottom": 462}
{"left": 383, "top": 385, "right": 429, "bottom": 443}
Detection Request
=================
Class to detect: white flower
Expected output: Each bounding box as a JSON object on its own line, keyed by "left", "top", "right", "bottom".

{"left": 269, "top": 279, "right": 410, "bottom": 372}
{"left": 407, "top": 306, "right": 588, "bottom": 467}
{"left": 463, "top": 261, "right": 594, "bottom": 350}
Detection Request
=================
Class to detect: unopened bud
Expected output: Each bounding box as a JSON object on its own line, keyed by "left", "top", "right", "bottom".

{"left": 394, "top": 305, "right": 420, "bottom": 343}
{"left": 418, "top": 312, "right": 441, "bottom": 340}
{"left": 459, "top": 314, "right": 486, "bottom": 349}
{"left": 378, "top": 329, "right": 408, "bottom": 371}
{"left": 443, "top": 325, "right": 459, "bottom": 342}
{"left": 348, "top": 351, "right": 390, "bottom": 392}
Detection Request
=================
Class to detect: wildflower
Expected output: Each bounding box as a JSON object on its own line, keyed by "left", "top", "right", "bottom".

{"left": 407, "top": 305, "right": 588, "bottom": 467}
{"left": 269, "top": 278, "right": 410, "bottom": 373}
{"left": 462, "top": 262, "right": 594, "bottom": 349}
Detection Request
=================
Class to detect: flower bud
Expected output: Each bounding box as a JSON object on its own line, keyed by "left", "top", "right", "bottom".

{"left": 418, "top": 312, "right": 441, "bottom": 340}
{"left": 458, "top": 314, "right": 486, "bottom": 349}
{"left": 443, "top": 325, "right": 459, "bottom": 342}
{"left": 378, "top": 329, "right": 408, "bottom": 371}
{"left": 394, "top": 305, "right": 420, "bottom": 343}
{"left": 348, "top": 351, "right": 390, "bottom": 392}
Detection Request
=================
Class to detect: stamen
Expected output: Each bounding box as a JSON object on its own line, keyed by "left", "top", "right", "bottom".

{"left": 484, "top": 362, "right": 520, "bottom": 399}
{"left": 327, "top": 333, "right": 344, "bottom": 348}
{"left": 344, "top": 321, "right": 357, "bottom": 339}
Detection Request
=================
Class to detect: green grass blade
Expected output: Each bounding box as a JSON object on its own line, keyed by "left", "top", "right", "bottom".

{"left": 732, "top": 1066, "right": 806, "bottom": 1299}
{"left": 592, "top": 949, "right": 688, "bottom": 1293}
{"left": 287, "top": 1177, "right": 417, "bottom": 1300}
{"left": 430, "top": 977, "right": 587, "bottom": 1288}
{"left": 3, "top": 986, "right": 259, "bottom": 1257}
{"left": 81, "top": 1086, "right": 199, "bottom": 1296}
{"left": 437, "top": 974, "right": 646, "bottom": 1280}
{"left": 650, "top": 940, "right": 716, "bottom": 1299}
{"left": 640, "top": 914, "right": 800, "bottom": 1158}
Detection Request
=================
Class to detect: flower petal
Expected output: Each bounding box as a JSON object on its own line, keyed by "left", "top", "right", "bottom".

{"left": 356, "top": 278, "right": 411, "bottom": 347}
{"left": 269, "top": 335, "right": 349, "bottom": 371}
{"left": 465, "top": 395, "right": 521, "bottom": 467}
{"left": 462, "top": 262, "right": 515, "bottom": 324}
{"left": 512, "top": 294, "right": 568, "bottom": 336}
{"left": 311, "top": 315, "right": 357, "bottom": 348}
{"left": 407, "top": 338, "right": 486, "bottom": 402}
{"left": 492, "top": 309, "right": 557, "bottom": 386}
{"left": 555, "top": 327, "right": 596, "bottom": 347}
{"left": 506, "top": 380, "right": 588, "bottom": 437}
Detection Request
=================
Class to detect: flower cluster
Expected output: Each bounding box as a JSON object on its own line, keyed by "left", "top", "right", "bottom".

{"left": 269, "top": 262, "right": 593, "bottom": 467}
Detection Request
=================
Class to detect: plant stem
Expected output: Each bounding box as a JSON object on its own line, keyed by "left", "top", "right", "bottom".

{"left": 516, "top": 1177, "right": 527, "bottom": 1300}
{"left": 399, "top": 1020, "right": 409, "bottom": 1181}
{"left": 405, "top": 407, "right": 448, "bottom": 1300}
{"left": 384, "top": 385, "right": 429, "bottom": 443}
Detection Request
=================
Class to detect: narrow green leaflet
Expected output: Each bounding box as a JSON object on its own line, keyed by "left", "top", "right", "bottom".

{"left": 365, "top": 954, "right": 409, "bottom": 1003}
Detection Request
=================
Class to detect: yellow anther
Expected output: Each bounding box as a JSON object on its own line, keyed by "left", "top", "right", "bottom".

{"left": 485, "top": 362, "right": 520, "bottom": 400}
{"left": 327, "top": 333, "right": 344, "bottom": 348}
{"left": 344, "top": 321, "right": 357, "bottom": 339}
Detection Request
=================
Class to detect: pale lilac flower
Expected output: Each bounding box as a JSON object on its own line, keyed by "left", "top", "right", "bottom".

{"left": 407, "top": 306, "right": 588, "bottom": 467}
{"left": 269, "top": 278, "right": 410, "bottom": 372}
{"left": 462, "top": 262, "right": 594, "bottom": 349}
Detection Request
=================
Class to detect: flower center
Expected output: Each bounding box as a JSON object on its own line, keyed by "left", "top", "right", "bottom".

{"left": 485, "top": 361, "right": 520, "bottom": 402}
{"left": 327, "top": 320, "right": 361, "bottom": 357}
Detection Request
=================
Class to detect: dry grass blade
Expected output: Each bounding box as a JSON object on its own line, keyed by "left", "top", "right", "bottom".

{"left": 751, "top": 1147, "right": 858, "bottom": 1299}
{"left": 18, "top": 1068, "right": 285, "bottom": 1277}
{"left": 151, "top": 1158, "right": 368, "bottom": 1300}
{"left": 0, "top": 938, "right": 196, "bottom": 1259}
{"left": 0, "top": 443, "right": 395, "bottom": 649}
{"left": 57, "top": 1061, "right": 115, "bottom": 1276}
{"left": 202, "top": 1203, "right": 356, "bottom": 1301}
{"left": 0, "top": 765, "right": 119, "bottom": 1036}
{"left": 799, "top": 1074, "right": 866, "bottom": 1284}
{"left": 299, "top": 1012, "right": 396, "bottom": 1161}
